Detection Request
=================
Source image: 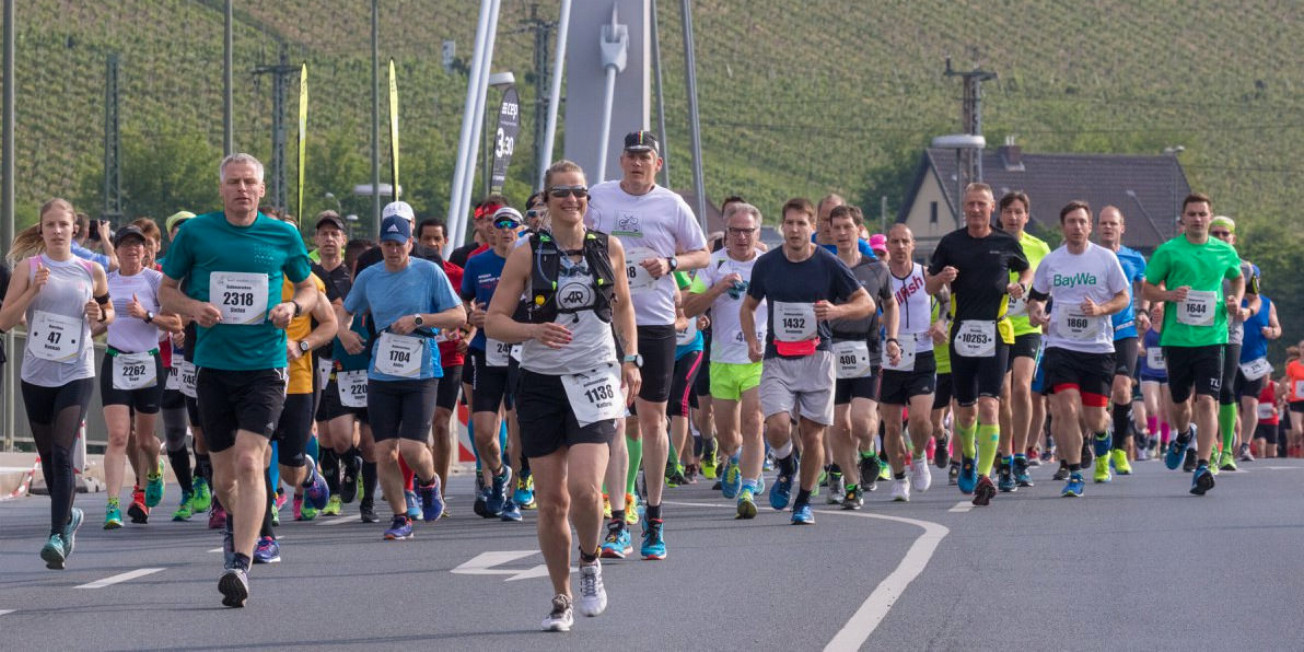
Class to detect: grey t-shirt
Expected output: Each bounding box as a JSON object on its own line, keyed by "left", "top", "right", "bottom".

{"left": 830, "top": 255, "right": 894, "bottom": 360}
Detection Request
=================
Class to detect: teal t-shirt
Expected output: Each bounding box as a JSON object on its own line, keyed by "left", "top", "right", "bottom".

{"left": 162, "top": 211, "right": 311, "bottom": 371}
{"left": 1144, "top": 235, "right": 1241, "bottom": 348}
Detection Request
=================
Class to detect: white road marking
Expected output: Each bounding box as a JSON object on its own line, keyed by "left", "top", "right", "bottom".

{"left": 316, "top": 516, "right": 356, "bottom": 526}
{"left": 450, "top": 550, "right": 574, "bottom": 582}
{"left": 948, "top": 501, "right": 974, "bottom": 513}
{"left": 0, "top": 610, "right": 14, "bottom": 617}
{"left": 663, "top": 498, "right": 950, "bottom": 649}
{"left": 74, "top": 568, "right": 165, "bottom": 589}
{"left": 207, "top": 548, "right": 223, "bottom": 554}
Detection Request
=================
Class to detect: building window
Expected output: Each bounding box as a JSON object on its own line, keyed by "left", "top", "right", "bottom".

{"left": 930, "top": 201, "right": 938, "bottom": 224}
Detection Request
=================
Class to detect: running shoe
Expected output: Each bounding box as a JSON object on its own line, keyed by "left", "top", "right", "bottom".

{"left": 997, "top": 465, "right": 1017, "bottom": 493}
{"left": 1092, "top": 432, "right": 1113, "bottom": 459}
{"left": 172, "top": 491, "right": 195, "bottom": 522}
{"left": 971, "top": 475, "right": 996, "bottom": 506}
{"left": 219, "top": 567, "right": 249, "bottom": 608}
{"left": 253, "top": 536, "right": 281, "bottom": 564}
{"left": 602, "top": 494, "right": 612, "bottom": 519}
{"left": 359, "top": 499, "right": 380, "bottom": 524}
{"left": 859, "top": 455, "right": 881, "bottom": 492}
{"left": 577, "top": 562, "right": 608, "bottom": 617}
{"left": 474, "top": 473, "right": 489, "bottom": 517}
{"left": 487, "top": 467, "right": 512, "bottom": 516}
{"left": 755, "top": 475, "right": 765, "bottom": 494}
{"left": 736, "top": 488, "right": 758, "bottom": 519}
{"left": 514, "top": 473, "right": 536, "bottom": 509}
{"left": 624, "top": 493, "right": 640, "bottom": 526}
{"left": 1026, "top": 447, "right": 1043, "bottom": 466}
{"left": 1013, "top": 457, "right": 1034, "bottom": 488}
{"left": 762, "top": 455, "right": 775, "bottom": 472}
{"left": 721, "top": 457, "right": 742, "bottom": 499}
{"left": 701, "top": 455, "right": 718, "bottom": 480}
{"left": 418, "top": 477, "right": 445, "bottom": 522}
{"left": 41, "top": 534, "right": 66, "bottom": 570}
{"left": 340, "top": 458, "right": 360, "bottom": 504}
{"left": 640, "top": 519, "right": 667, "bottom": 560}
{"left": 541, "top": 594, "right": 574, "bottom": 632}
{"left": 301, "top": 499, "right": 319, "bottom": 521}
{"left": 145, "top": 459, "right": 166, "bottom": 507}
{"left": 1190, "top": 464, "right": 1216, "bottom": 495}
{"left": 104, "top": 503, "right": 124, "bottom": 530}
{"left": 208, "top": 505, "right": 227, "bottom": 530}
{"left": 1052, "top": 464, "right": 1070, "bottom": 482}
{"left": 891, "top": 478, "right": 911, "bottom": 502}
{"left": 1094, "top": 457, "right": 1112, "bottom": 483}
{"left": 1112, "top": 449, "right": 1133, "bottom": 475}
{"left": 321, "top": 495, "right": 342, "bottom": 516}
{"left": 292, "top": 495, "right": 303, "bottom": 521}
{"left": 1137, "top": 446, "right": 1151, "bottom": 462}
{"left": 683, "top": 463, "right": 699, "bottom": 484}
{"left": 1061, "top": 473, "right": 1085, "bottom": 497}
{"left": 404, "top": 490, "right": 420, "bottom": 520}
{"left": 1182, "top": 448, "right": 1197, "bottom": 473}
{"left": 600, "top": 521, "right": 632, "bottom": 559}
{"left": 192, "top": 477, "right": 213, "bottom": 512}
{"left": 62, "top": 507, "right": 83, "bottom": 557}
{"left": 302, "top": 455, "right": 331, "bottom": 510}
{"left": 500, "top": 499, "right": 522, "bottom": 522}
{"left": 910, "top": 459, "right": 932, "bottom": 493}
{"left": 957, "top": 457, "right": 978, "bottom": 495}
{"left": 1239, "top": 442, "right": 1254, "bottom": 463}
{"left": 878, "top": 462, "right": 891, "bottom": 482}
{"left": 947, "top": 462, "right": 959, "bottom": 486}
{"left": 1080, "top": 438, "right": 1094, "bottom": 469}
{"left": 1218, "top": 450, "right": 1238, "bottom": 472}
{"left": 769, "top": 472, "right": 793, "bottom": 511}
{"left": 934, "top": 434, "right": 951, "bottom": 468}
{"left": 826, "top": 470, "right": 845, "bottom": 505}
{"left": 665, "top": 461, "right": 687, "bottom": 488}
{"left": 790, "top": 503, "right": 815, "bottom": 525}
{"left": 271, "top": 507, "right": 280, "bottom": 528}
{"left": 128, "top": 494, "right": 150, "bottom": 524}
{"left": 384, "top": 515, "right": 414, "bottom": 540}
{"left": 841, "top": 486, "right": 863, "bottom": 510}
{"left": 275, "top": 489, "right": 287, "bottom": 512}
{"left": 1166, "top": 435, "right": 1190, "bottom": 470}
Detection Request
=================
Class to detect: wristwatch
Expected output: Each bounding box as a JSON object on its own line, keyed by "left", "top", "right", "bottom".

{"left": 667, "top": 256, "right": 679, "bottom": 271}
{"left": 298, "top": 340, "right": 311, "bottom": 353}
{"left": 622, "top": 353, "right": 643, "bottom": 368}
{"left": 413, "top": 314, "right": 425, "bottom": 327}
{"left": 144, "top": 311, "right": 155, "bottom": 324}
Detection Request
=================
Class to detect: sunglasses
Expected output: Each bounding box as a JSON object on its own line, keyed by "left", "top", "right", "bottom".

{"left": 548, "top": 185, "right": 588, "bottom": 199}
{"left": 526, "top": 209, "right": 539, "bottom": 219}
{"left": 495, "top": 218, "right": 522, "bottom": 230}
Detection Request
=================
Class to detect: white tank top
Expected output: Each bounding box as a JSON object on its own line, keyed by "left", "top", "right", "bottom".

{"left": 890, "top": 263, "right": 933, "bottom": 353}
{"left": 519, "top": 254, "right": 618, "bottom": 375}
{"left": 107, "top": 267, "right": 163, "bottom": 353}
{"left": 22, "top": 254, "right": 96, "bottom": 386}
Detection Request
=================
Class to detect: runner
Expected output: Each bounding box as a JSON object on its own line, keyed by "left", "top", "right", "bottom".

{"left": 160, "top": 153, "right": 319, "bottom": 606}
{"left": 1025, "top": 200, "right": 1131, "bottom": 497}
{"left": 1141, "top": 193, "right": 1246, "bottom": 495}
{"left": 880, "top": 224, "right": 936, "bottom": 504}
{"left": 339, "top": 205, "right": 465, "bottom": 539}
{"left": 1253, "top": 376, "right": 1279, "bottom": 459}
{"left": 929, "top": 292, "right": 955, "bottom": 482}
{"left": 484, "top": 159, "right": 640, "bottom": 630}
{"left": 741, "top": 197, "right": 873, "bottom": 524}
{"left": 585, "top": 131, "right": 708, "bottom": 558}
{"left": 1138, "top": 304, "right": 1171, "bottom": 461}
{"left": 926, "top": 183, "right": 1031, "bottom": 506}
{"left": 449, "top": 195, "right": 503, "bottom": 268}
{"left": 1236, "top": 291, "right": 1280, "bottom": 462}
{"left": 665, "top": 274, "right": 704, "bottom": 487}
{"left": 1096, "top": 205, "right": 1150, "bottom": 482}
{"left": 1286, "top": 345, "right": 1304, "bottom": 457}
{"left": 1209, "top": 216, "right": 1261, "bottom": 471}
{"left": 683, "top": 201, "right": 768, "bottom": 520}
{"left": 995, "top": 191, "right": 1050, "bottom": 491}
{"left": 0, "top": 198, "right": 112, "bottom": 569}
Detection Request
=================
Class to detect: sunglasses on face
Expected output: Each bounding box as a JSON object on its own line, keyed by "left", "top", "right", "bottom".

{"left": 526, "top": 209, "right": 539, "bottom": 219}
{"left": 495, "top": 218, "right": 522, "bottom": 230}
{"left": 548, "top": 185, "right": 588, "bottom": 199}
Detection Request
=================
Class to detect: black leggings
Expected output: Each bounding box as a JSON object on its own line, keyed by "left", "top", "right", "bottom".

{"left": 22, "top": 378, "right": 94, "bottom": 535}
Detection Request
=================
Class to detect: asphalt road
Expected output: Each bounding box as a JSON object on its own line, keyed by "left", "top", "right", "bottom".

{"left": 1, "top": 457, "right": 1302, "bottom": 651}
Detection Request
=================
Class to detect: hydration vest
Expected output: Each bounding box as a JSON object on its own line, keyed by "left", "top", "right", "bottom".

{"left": 524, "top": 230, "right": 617, "bottom": 324}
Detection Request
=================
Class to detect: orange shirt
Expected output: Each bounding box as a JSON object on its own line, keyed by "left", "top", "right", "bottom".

{"left": 1286, "top": 359, "right": 1304, "bottom": 402}
{"left": 283, "top": 274, "right": 327, "bottom": 395}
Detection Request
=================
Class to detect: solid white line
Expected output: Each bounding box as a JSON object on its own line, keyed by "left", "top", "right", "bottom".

{"left": 316, "top": 516, "right": 356, "bottom": 526}
{"left": 75, "top": 568, "right": 165, "bottom": 589}
{"left": 948, "top": 501, "right": 974, "bottom": 513}
{"left": 0, "top": 609, "right": 13, "bottom": 616}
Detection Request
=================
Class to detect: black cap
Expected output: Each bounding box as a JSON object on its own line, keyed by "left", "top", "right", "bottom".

{"left": 315, "top": 213, "right": 347, "bottom": 232}
{"left": 113, "top": 225, "right": 146, "bottom": 247}
{"left": 623, "top": 130, "right": 660, "bottom": 154}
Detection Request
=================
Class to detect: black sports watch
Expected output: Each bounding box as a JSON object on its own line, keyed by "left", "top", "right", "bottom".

{"left": 667, "top": 256, "right": 679, "bottom": 271}
{"left": 622, "top": 354, "right": 643, "bottom": 368}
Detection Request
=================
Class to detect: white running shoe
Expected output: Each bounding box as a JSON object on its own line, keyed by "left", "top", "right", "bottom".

{"left": 891, "top": 477, "right": 911, "bottom": 502}
{"left": 577, "top": 562, "right": 608, "bottom": 617}
{"left": 909, "top": 459, "right": 932, "bottom": 493}
{"left": 542, "top": 594, "right": 574, "bottom": 632}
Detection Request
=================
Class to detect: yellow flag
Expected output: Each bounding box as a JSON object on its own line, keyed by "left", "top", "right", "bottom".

{"left": 388, "top": 59, "right": 399, "bottom": 201}
{"left": 298, "top": 63, "right": 308, "bottom": 222}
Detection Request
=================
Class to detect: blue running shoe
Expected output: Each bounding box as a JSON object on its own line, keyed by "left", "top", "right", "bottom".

{"left": 1061, "top": 473, "right": 1085, "bottom": 498}
{"left": 755, "top": 475, "right": 765, "bottom": 495}
{"left": 302, "top": 455, "right": 330, "bottom": 510}
{"left": 486, "top": 467, "right": 512, "bottom": 517}
{"left": 1165, "top": 435, "right": 1190, "bottom": 470}
{"left": 600, "top": 521, "right": 632, "bottom": 559}
{"left": 417, "top": 477, "right": 444, "bottom": 522}
{"left": 61, "top": 507, "right": 83, "bottom": 557}
{"left": 384, "top": 515, "right": 414, "bottom": 540}
{"left": 1190, "top": 465, "right": 1216, "bottom": 496}
{"left": 957, "top": 457, "right": 978, "bottom": 494}
{"left": 404, "top": 490, "right": 421, "bottom": 520}
{"left": 769, "top": 473, "right": 793, "bottom": 511}
{"left": 500, "top": 499, "right": 523, "bottom": 522}
{"left": 1093, "top": 432, "right": 1113, "bottom": 459}
{"left": 640, "top": 519, "right": 667, "bottom": 560}
{"left": 40, "top": 534, "right": 66, "bottom": 569}
{"left": 790, "top": 503, "right": 815, "bottom": 525}
{"left": 253, "top": 536, "right": 281, "bottom": 564}
{"left": 721, "top": 458, "right": 742, "bottom": 499}
{"left": 513, "top": 474, "right": 536, "bottom": 509}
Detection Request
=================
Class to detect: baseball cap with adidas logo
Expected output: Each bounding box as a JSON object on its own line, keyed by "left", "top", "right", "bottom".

{"left": 380, "top": 214, "right": 412, "bottom": 243}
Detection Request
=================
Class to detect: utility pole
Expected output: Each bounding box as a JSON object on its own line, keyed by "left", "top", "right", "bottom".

{"left": 103, "top": 53, "right": 122, "bottom": 224}
{"left": 253, "top": 44, "right": 297, "bottom": 214}
{"left": 223, "top": 0, "right": 234, "bottom": 155}
{"left": 514, "top": 4, "right": 556, "bottom": 188}
{"left": 944, "top": 58, "right": 997, "bottom": 189}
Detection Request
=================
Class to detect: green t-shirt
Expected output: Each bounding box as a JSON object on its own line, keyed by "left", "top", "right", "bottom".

{"left": 162, "top": 211, "right": 312, "bottom": 371}
{"left": 931, "top": 297, "right": 950, "bottom": 374}
{"left": 1144, "top": 235, "right": 1242, "bottom": 348}
{"left": 1009, "top": 231, "right": 1050, "bottom": 337}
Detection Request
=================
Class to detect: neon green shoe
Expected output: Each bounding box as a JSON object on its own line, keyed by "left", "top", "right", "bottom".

{"left": 812, "top": 469, "right": 826, "bottom": 497}
{"left": 191, "top": 477, "right": 213, "bottom": 512}
{"left": 321, "top": 495, "right": 342, "bottom": 516}
{"left": 104, "top": 503, "right": 123, "bottom": 530}
{"left": 1094, "top": 456, "right": 1112, "bottom": 483}
{"left": 1218, "top": 449, "right": 1238, "bottom": 472}
{"left": 300, "top": 501, "right": 318, "bottom": 521}
{"left": 735, "top": 488, "right": 757, "bottom": 519}
{"left": 878, "top": 461, "right": 891, "bottom": 481}
{"left": 171, "top": 491, "right": 195, "bottom": 522}
{"left": 1111, "top": 449, "right": 1133, "bottom": 475}
{"left": 144, "top": 459, "right": 166, "bottom": 508}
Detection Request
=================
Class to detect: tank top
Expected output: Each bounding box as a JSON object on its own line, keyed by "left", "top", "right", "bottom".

{"left": 519, "top": 252, "right": 617, "bottom": 375}
{"left": 22, "top": 254, "right": 96, "bottom": 386}
{"left": 890, "top": 262, "right": 934, "bottom": 353}
{"left": 107, "top": 267, "right": 163, "bottom": 353}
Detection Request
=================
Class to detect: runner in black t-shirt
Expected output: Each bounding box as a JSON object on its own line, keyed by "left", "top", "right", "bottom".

{"left": 926, "top": 182, "right": 1030, "bottom": 506}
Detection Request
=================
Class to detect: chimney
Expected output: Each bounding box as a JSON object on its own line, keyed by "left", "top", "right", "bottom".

{"left": 999, "top": 135, "right": 1024, "bottom": 171}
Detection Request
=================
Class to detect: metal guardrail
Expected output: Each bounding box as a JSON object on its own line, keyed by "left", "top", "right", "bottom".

{"left": 3, "top": 331, "right": 112, "bottom": 452}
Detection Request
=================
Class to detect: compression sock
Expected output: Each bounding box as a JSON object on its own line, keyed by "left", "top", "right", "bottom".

{"left": 977, "top": 423, "right": 1000, "bottom": 477}
{"left": 268, "top": 441, "right": 281, "bottom": 491}
{"left": 194, "top": 450, "right": 212, "bottom": 483}
{"left": 626, "top": 436, "right": 643, "bottom": 496}
{"left": 958, "top": 421, "right": 978, "bottom": 459}
{"left": 306, "top": 435, "right": 320, "bottom": 467}
{"left": 1113, "top": 403, "right": 1133, "bottom": 450}
{"left": 1147, "top": 416, "right": 1159, "bottom": 439}
{"left": 1000, "top": 455, "right": 1013, "bottom": 472}
{"left": 320, "top": 449, "right": 340, "bottom": 494}
{"left": 1160, "top": 421, "right": 1171, "bottom": 445}
{"left": 168, "top": 448, "right": 194, "bottom": 494}
{"left": 1219, "top": 404, "right": 1238, "bottom": 453}
{"left": 361, "top": 461, "right": 378, "bottom": 503}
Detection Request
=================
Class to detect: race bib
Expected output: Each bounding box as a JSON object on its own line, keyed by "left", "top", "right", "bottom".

{"left": 954, "top": 320, "right": 996, "bottom": 358}
{"left": 774, "top": 302, "right": 816, "bottom": 342}
{"left": 179, "top": 360, "right": 198, "bottom": 398}
{"left": 883, "top": 335, "right": 917, "bottom": 372}
{"left": 1176, "top": 290, "right": 1216, "bottom": 327}
{"left": 1258, "top": 403, "right": 1275, "bottom": 420}
{"left": 165, "top": 356, "right": 181, "bottom": 391}
{"left": 1145, "top": 347, "right": 1166, "bottom": 371}
{"left": 1056, "top": 308, "right": 1103, "bottom": 342}
{"left": 1006, "top": 294, "right": 1027, "bottom": 318}
{"left": 374, "top": 331, "right": 424, "bottom": 377}
{"left": 1239, "top": 357, "right": 1272, "bottom": 381}
{"left": 209, "top": 271, "right": 270, "bottom": 325}
{"left": 676, "top": 317, "right": 698, "bottom": 346}
{"left": 832, "top": 340, "right": 872, "bottom": 379}
{"left": 111, "top": 351, "right": 157, "bottom": 391}
{"left": 560, "top": 364, "right": 625, "bottom": 427}
{"left": 27, "top": 310, "right": 84, "bottom": 362}
{"left": 337, "top": 369, "right": 368, "bottom": 408}
{"left": 624, "top": 247, "right": 659, "bottom": 291}
{"left": 1295, "top": 380, "right": 1304, "bottom": 400}
{"left": 485, "top": 338, "right": 513, "bottom": 367}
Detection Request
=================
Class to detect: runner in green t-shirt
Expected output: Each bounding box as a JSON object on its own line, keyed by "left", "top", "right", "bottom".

{"left": 1141, "top": 193, "right": 1244, "bottom": 496}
